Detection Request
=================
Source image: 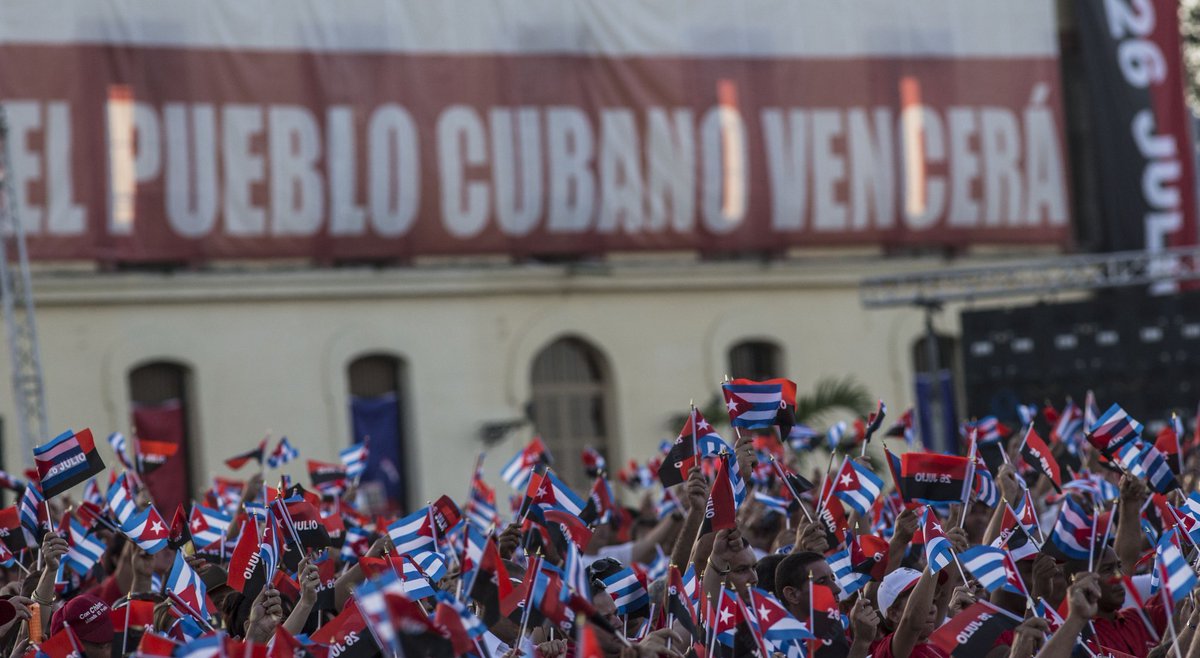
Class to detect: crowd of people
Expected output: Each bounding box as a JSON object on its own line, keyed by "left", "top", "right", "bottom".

{"left": 0, "top": 393, "right": 1197, "bottom": 658}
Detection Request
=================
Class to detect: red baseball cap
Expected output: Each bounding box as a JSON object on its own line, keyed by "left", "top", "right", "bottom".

{"left": 49, "top": 594, "right": 113, "bottom": 644}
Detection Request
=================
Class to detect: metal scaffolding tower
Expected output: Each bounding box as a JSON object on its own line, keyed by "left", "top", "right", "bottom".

{"left": 0, "top": 107, "right": 48, "bottom": 466}
{"left": 860, "top": 246, "right": 1200, "bottom": 309}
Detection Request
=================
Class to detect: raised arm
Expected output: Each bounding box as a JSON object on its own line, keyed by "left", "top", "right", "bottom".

{"left": 1036, "top": 574, "right": 1099, "bottom": 658}
{"left": 1115, "top": 474, "right": 1149, "bottom": 575}
{"left": 669, "top": 468, "right": 708, "bottom": 571}
{"left": 891, "top": 565, "right": 938, "bottom": 658}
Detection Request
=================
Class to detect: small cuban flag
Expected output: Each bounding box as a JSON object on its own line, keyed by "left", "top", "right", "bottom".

{"left": 920, "top": 507, "right": 955, "bottom": 574}
{"left": 340, "top": 442, "right": 368, "bottom": 482}
{"left": 830, "top": 457, "right": 883, "bottom": 516}
{"left": 267, "top": 437, "right": 300, "bottom": 469}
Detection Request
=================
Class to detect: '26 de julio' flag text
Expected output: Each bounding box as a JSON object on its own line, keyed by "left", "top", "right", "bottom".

{"left": 34, "top": 429, "right": 106, "bottom": 499}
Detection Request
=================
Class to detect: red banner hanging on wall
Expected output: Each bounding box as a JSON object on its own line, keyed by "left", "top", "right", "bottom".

{"left": 0, "top": 0, "right": 1072, "bottom": 263}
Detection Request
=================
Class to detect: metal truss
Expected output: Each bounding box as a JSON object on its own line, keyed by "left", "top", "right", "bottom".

{"left": 0, "top": 107, "right": 48, "bottom": 465}
{"left": 860, "top": 245, "right": 1200, "bottom": 309}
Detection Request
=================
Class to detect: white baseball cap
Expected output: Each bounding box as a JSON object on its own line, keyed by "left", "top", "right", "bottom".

{"left": 877, "top": 567, "right": 921, "bottom": 618}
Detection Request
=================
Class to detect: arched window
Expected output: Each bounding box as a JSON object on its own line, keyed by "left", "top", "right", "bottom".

{"left": 529, "top": 337, "right": 613, "bottom": 489}
{"left": 128, "top": 361, "right": 194, "bottom": 516}
{"left": 347, "top": 354, "right": 408, "bottom": 513}
{"left": 728, "top": 340, "right": 782, "bottom": 381}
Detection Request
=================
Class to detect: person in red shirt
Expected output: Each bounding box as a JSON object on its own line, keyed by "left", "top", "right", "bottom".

{"left": 871, "top": 566, "right": 947, "bottom": 658}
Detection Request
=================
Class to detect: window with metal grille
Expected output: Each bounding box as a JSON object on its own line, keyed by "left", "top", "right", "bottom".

{"left": 529, "top": 337, "right": 612, "bottom": 489}
{"left": 728, "top": 340, "right": 782, "bottom": 381}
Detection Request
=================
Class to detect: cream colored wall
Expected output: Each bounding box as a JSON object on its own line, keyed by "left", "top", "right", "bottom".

{"left": 0, "top": 258, "right": 979, "bottom": 506}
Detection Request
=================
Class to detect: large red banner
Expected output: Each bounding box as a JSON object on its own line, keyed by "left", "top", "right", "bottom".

{"left": 0, "top": 1, "right": 1071, "bottom": 262}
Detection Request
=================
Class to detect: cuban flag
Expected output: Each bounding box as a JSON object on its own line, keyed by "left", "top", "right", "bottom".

{"left": 243, "top": 501, "right": 268, "bottom": 523}
{"left": 1016, "top": 404, "right": 1038, "bottom": 428}
{"left": 122, "top": 505, "right": 170, "bottom": 554}
{"left": 677, "top": 409, "right": 733, "bottom": 457}
{"left": 62, "top": 517, "right": 105, "bottom": 576}
{"left": 973, "top": 467, "right": 1000, "bottom": 507}
{"left": 166, "top": 550, "right": 210, "bottom": 622}
{"left": 105, "top": 474, "right": 137, "bottom": 527}
{"left": 33, "top": 429, "right": 107, "bottom": 499}
{"left": 81, "top": 478, "right": 102, "bottom": 508}
{"left": 959, "top": 545, "right": 1026, "bottom": 595}
{"left": 1157, "top": 531, "right": 1197, "bottom": 603}
{"left": 499, "top": 437, "right": 550, "bottom": 491}
{"left": 563, "top": 541, "right": 589, "bottom": 599}
{"left": 188, "top": 505, "right": 232, "bottom": 550}
{"left": 522, "top": 466, "right": 587, "bottom": 518}
{"left": 885, "top": 408, "right": 917, "bottom": 448}
{"left": 467, "top": 494, "right": 499, "bottom": 531}
{"left": 826, "top": 421, "right": 848, "bottom": 451}
{"left": 339, "top": 442, "right": 368, "bottom": 481}
{"left": 921, "top": 508, "right": 955, "bottom": 573}
{"left": 1051, "top": 399, "right": 1084, "bottom": 454}
{"left": 748, "top": 587, "right": 815, "bottom": 653}
{"left": 355, "top": 571, "right": 407, "bottom": 654}
{"left": 827, "top": 548, "right": 870, "bottom": 598}
{"left": 1089, "top": 404, "right": 1143, "bottom": 457}
{"left": 433, "top": 591, "right": 487, "bottom": 639}
{"left": 975, "top": 417, "right": 1009, "bottom": 442}
{"left": 1049, "top": 495, "right": 1093, "bottom": 560}
{"left": 392, "top": 557, "right": 436, "bottom": 600}
{"left": 1083, "top": 390, "right": 1100, "bottom": 433}
{"left": 786, "top": 424, "right": 820, "bottom": 451}
{"left": 1116, "top": 442, "right": 1180, "bottom": 494}
{"left": 721, "top": 381, "right": 784, "bottom": 429}
{"left": 341, "top": 524, "right": 372, "bottom": 561}
{"left": 173, "top": 634, "right": 221, "bottom": 658}
{"left": 600, "top": 566, "right": 650, "bottom": 614}
{"left": 387, "top": 508, "right": 436, "bottom": 556}
{"left": 266, "top": 437, "right": 300, "bottom": 469}
{"left": 258, "top": 515, "right": 283, "bottom": 584}
{"left": 19, "top": 484, "right": 45, "bottom": 546}
{"left": 831, "top": 458, "right": 884, "bottom": 516}
{"left": 754, "top": 491, "right": 790, "bottom": 516}
{"left": 409, "top": 550, "right": 448, "bottom": 583}
{"left": 107, "top": 432, "right": 133, "bottom": 470}
{"left": 681, "top": 564, "right": 698, "bottom": 603}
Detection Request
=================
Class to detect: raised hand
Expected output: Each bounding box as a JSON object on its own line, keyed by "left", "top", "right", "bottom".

{"left": 1066, "top": 573, "right": 1101, "bottom": 621}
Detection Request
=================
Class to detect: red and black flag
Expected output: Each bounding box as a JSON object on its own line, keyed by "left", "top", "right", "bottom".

{"left": 226, "top": 519, "right": 265, "bottom": 594}
{"left": 311, "top": 600, "right": 380, "bottom": 658}
{"left": 699, "top": 454, "right": 738, "bottom": 535}
{"left": 580, "top": 476, "right": 617, "bottom": 526}
{"left": 1019, "top": 428, "right": 1062, "bottom": 493}
{"left": 0, "top": 506, "right": 26, "bottom": 553}
{"left": 111, "top": 599, "right": 156, "bottom": 654}
{"left": 928, "top": 602, "right": 1023, "bottom": 658}
{"left": 1156, "top": 415, "right": 1184, "bottom": 477}
{"left": 659, "top": 408, "right": 726, "bottom": 487}
{"left": 167, "top": 504, "right": 190, "bottom": 551}
{"left": 666, "top": 565, "right": 698, "bottom": 639}
{"left": 898, "top": 452, "right": 970, "bottom": 504}
{"left": 467, "top": 537, "right": 512, "bottom": 626}
{"left": 994, "top": 504, "right": 1039, "bottom": 561}
{"left": 225, "top": 437, "right": 268, "bottom": 470}
{"left": 136, "top": 439, "right": 179, "bottom": 474}
{"left": 808, "top": 583, "right": 847, "bottom": 653}
{"left": 306, "top": 460, "right": 348, "bottom": 496}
